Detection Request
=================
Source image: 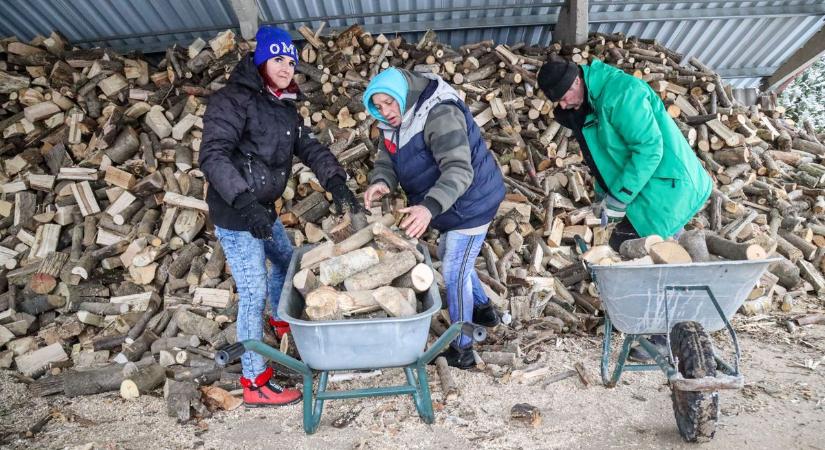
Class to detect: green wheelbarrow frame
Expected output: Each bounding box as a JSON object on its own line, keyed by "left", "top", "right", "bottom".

{"left": 573, "top": 236, "right": 758, "bottom": 391}
{"left": 599, "top": 285, "right": 743, "bottom": 389}
{"left": 221, "top": 321, "right": 464, "bottom": 434}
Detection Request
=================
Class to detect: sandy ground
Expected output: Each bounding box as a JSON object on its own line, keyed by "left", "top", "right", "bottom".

{"left": 1, "top": 316, "right": 823, "bottom": 450}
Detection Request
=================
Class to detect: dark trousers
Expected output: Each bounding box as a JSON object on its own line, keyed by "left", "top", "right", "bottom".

{"left": 608, "top": 219, "right": 640, "bottom": 252}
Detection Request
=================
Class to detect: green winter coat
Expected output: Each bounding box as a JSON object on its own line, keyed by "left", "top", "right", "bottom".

{"left": 580, "top": 60, "right": 712, "bottom": 237}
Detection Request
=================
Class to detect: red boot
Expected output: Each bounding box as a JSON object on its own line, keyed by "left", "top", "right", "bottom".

{"left": 240, "top": 367, "right": 301, "bottom": 407}
{"left": 268, "top": 316, "right": 291, "bottom": 340}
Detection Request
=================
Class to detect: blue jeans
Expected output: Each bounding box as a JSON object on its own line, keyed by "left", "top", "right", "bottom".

{"left": 438, "top": 230, "right": 489, "bottom": 349}
{"left": 214, "top": 220, "right": 293, "bottom": 380}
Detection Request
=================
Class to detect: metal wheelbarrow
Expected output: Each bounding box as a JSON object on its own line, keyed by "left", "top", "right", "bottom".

{"left": 215, "top": 244, "right": 479, "bottom": 434}
{"left": 583, "top": 238, "right": 778, "bottom": 442}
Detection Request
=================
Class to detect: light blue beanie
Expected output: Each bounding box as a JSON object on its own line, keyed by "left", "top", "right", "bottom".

{"left": 363, "top": 68, "right": 408, "bottom": 124}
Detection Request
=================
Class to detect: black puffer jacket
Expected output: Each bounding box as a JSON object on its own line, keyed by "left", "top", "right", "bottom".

{"left": 199, "top": 55, "right": 346, "bottom": 231}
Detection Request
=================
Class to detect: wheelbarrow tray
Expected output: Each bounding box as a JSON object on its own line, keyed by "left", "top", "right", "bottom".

{"left": 590, "top": 258, "right": 779, "bottom": 335}
{"left": 278, "top": 244, "right": 441, "bottom": 371}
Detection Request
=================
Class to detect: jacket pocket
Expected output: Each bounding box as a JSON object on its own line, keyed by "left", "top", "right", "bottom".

{"left": 241, "top": 155, "right": 285, "bottom": 203}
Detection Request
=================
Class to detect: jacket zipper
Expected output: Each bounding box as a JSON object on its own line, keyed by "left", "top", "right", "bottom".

{"left": 245, "top": 155, "right": 267, "bottom": 192}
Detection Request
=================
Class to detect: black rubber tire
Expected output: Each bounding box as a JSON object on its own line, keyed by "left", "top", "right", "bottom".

{"left": 669, "top": 321, "right": 719, "bottom": 443}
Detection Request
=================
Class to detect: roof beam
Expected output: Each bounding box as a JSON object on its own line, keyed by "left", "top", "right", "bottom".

{"left": 763, "top": 25, "right": 825, "bottom": 92}
{"left": 554, "top": 0, "right": 589, "bottom": 45}
{"left": 228, "top": 0, "right": 259, "bottom": 41}
{"left": 590, "top": 4, "right": 825, "bottom": 22}
{"left": 716, "top": 67, "right": 779, "bottom": 78}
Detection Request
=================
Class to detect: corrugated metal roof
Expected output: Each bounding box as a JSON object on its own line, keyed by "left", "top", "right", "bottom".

{"left": 0, "top": 0, "right": 237, "bottom": 54}
{"left": 0, "top": 0, "right": 823, "bottom": 89}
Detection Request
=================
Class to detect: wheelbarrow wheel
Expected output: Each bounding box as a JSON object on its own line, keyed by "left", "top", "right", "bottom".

{"left": 669, "top": 321, "right": 719, "bottom": 443}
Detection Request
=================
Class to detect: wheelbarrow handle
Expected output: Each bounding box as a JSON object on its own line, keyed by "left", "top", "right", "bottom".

{"left": 214, "top": 342, "right": 246, "bottom": 366}
{"left": 417, "top": 321, "right": 484, "bottom": 366}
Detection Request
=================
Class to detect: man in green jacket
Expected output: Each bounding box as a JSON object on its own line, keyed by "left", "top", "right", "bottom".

{"left": 537, "top": 57, "right": 712, "bottom": 251}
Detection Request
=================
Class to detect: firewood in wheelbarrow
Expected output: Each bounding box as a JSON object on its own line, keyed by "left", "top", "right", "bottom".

{"left": 705, "top": 234, "right": 767, "bottom": 260}
{"left": 343, "top": 250, "right": 417, "bottom": 291}
{"left": 678, "top": 230, "right": 710, "bottom": 262}
{"left": 372, "top": 286, "right": 417, "bottom": 317}
{"left": 391, "top": 263, "right": 434, "bottom": 293}
{"left": 618, "top": 235, "right": 663, "bottom": 260}
{"left": 370, "top": 222, "right": 424, "bottom": 262}
{"left": 581, "top": 245, "right": 620, "bottom": 265}
{"left": 510, "top": 403, "right": 541, "bottom": 428}
{"left": 318, "top": 247, "right": 379, "bottom": 286}
{"left": 304, "top": 286, "right": 348, "bottom": 321}
{"left": 293, "top": 268, "right": 319, "bottom": 299}
{"left": 649, "top": 241, "right": 692, "bottom": 264}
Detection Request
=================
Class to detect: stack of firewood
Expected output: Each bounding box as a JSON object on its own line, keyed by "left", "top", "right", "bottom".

{"left": 1, "top": 24, "right": 824, "bottom": 414}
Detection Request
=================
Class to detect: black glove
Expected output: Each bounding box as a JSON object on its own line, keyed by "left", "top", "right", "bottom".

{"left": 235, "top": 193, "right": 274, "bottom": 240}
{"left": 329, "top": 182, "right": 367, "bottom": 216}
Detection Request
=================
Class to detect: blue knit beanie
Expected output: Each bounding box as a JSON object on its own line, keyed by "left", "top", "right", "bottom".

{"left": 254, "top": 26, "right": 299, "bottom": 67}
{"left": 363, "top": 68, "right": 409, "bottom": 124}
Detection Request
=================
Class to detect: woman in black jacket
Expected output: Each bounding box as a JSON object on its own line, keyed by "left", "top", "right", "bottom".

{"left": 199, "top": 26, "right": 361, "bottom": 407}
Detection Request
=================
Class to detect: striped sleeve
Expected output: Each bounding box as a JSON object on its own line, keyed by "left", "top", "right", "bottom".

{"left": 421, "top": 104, "right": 474, "bottom": 216}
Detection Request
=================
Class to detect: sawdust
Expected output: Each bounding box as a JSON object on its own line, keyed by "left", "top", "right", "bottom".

{"left": 1, "top": 325, "right": 824, "bottom": 449}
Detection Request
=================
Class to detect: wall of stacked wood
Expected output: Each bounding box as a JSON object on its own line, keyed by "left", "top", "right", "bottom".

{"left": 1, "top": 25, "right": 824, "bottom": 412}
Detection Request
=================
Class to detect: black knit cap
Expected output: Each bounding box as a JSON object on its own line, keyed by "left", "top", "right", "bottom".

{"left": 537, "top": 58, "right": 578, "bottom": 102}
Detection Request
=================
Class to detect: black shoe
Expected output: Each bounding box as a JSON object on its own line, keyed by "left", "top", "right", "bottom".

{"left": 431, "top": 346, "right": 475, "bottom": 370}
{"left": 628, "top": 335, "right": 668, "bottom": 363}
{"left": 473, "top": 302, "right": 500, "bottom": 327}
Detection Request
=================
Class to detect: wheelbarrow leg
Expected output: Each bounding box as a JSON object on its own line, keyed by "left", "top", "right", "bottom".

{"left": 600, "top": 314, "right": 613, "bottom": 385}
{"left": 607, "top": 335, "right": 636, "bottom": 387}
{"left": 406, "top": 366, "right": 435, "bottom": 423}
{"left": 410, "top": 322, "right": 465, "bottom": 424}
{"left": 303, "top": 371, "right": 327, "bottom": 434}
{"left": 600, "top": 314, "right": 635, "bottom": 387}
{"left": 236, "top": 340, "right": 323, "bottom": 434}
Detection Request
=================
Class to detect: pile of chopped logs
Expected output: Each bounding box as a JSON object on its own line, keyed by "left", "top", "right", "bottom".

{"left": 1, "top": 24, "right": 825, "bottom": 416}
{"left": 296, "top": 212, "right": 436, "bottom": 320}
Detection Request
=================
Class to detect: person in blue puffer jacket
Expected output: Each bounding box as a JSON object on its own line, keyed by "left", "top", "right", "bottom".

{"left": 362, "top": 68, "right": 506, "bottom": 368}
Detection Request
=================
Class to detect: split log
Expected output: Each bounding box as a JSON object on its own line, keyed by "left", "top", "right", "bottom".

{"left": 120, "top": 362, "right": 165, "bottom": 399}
{"left": 64, "top": 357, "right": 154, "bottom": 396}
{"left": 318, "top": 247, "right": 379, "bottom": 286}
{"left": 372, "top": 286, "right": 416, "bottom": 317}
{"left": 769, "top": 258, "right": 802, "bottom": 289}
{"left": 164, "top": 379, "right": 204, "bottom": 423}
{"left": 649, "top": 242, "right": 692, "bottom": 264}
{"left": 116, "top": 329, "right": 159, "bottom": 363}
{"left": 14, "top": 342, "right": 68, "bottom": 377}
{"left": 174, "top": 309, "right": 220, "bottom": 339}
{"left": 618, "top": 235, "right": 663, "bottom": 260}
{"left": 678, "top": 230, "right": 710, "bottom": 262}
{"left": 29, "top": 252, "right": 69, "bottom": 294}
{"left": 343, "top": 250, "right": 417, "bottom": 291}
{"left": 705, "top": 234, "right": 767, "bottom": 260}
{"left": 370, "top": 222, "right": 424, "bottom": 262}
{"left": 293, "top": 268, "right": 319, "bottom": 298}
{"left": 480, "top": 351, "right": 517, "bottom": 367}
{"left": 391, "top": 263, "right": 434, "bottom": 293}
{"left": 435, "top": 356, "right": 458, "bottom": 401}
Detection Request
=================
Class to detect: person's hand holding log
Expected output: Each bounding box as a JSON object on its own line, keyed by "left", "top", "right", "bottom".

{"left": 364, "top": 182, "right": 390, "bottom": 208}
{"left": 399, "top": 205, "right": 432, "bottom": 238}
